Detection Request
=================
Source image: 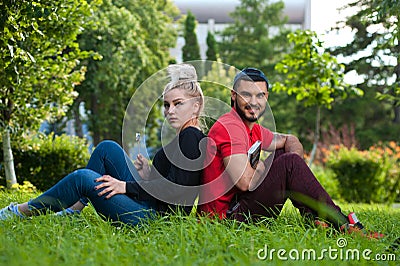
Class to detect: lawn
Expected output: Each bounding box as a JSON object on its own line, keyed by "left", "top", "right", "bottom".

{"left": 0, "top": 190, "right": 399, "bottom": 266}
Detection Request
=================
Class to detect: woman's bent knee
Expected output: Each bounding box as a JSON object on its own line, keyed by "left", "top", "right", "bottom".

{"left": 96, "top": 140, "right": 120, "bottom": 151}
{"left": 71, "top": 169, "right": 101, "bottom": 182}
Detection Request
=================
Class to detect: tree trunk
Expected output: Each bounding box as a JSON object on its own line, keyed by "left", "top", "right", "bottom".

{"left": 393, "top": 104, "right": 400, "bottom": 124}
{"left": 2, "top": 129, "right": 17, "bottom": 188}
{"left": 308, "top": 106, "right": 321, "bottom": 167}
{"left": 91, "top": 93, "right": 100, "bottom": 146}
{"left": 394, "top": 56, "right": 400, "bottom": 123}
{"left": 73, "top": 99, "right": 83, "bottom": 138}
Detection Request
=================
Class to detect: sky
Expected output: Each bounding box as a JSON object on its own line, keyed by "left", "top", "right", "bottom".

{"left": 310, "top": 0, "right": 357, "bottom": 46}
{"left": 310, "top": 0, "right": 364, "bottom": 84}
{"left": 311, "top": 0, "right": 352, "bottom": 32}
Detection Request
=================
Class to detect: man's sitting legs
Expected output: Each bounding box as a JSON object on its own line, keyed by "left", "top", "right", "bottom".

{"left": 230, "top": 150, "right": 347, "bottom": 228}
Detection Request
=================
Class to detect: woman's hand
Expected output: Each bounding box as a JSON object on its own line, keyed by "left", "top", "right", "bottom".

{"left": 95, "top": 175, "right": 126, "bottom": 199}
{"left": 134, "top": 154, "right": 151, "bottom": 180}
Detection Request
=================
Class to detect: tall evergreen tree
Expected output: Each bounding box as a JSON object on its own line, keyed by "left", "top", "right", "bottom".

{"left": 329, "top": 0, "right": 399, "bottom": 147}
{"left": 206, "top": 31, "right": 218, "bottom": 62}
{"left": 362, "top": 0, "right": 399, "bottom": 112}
{"left": 182, "top": 11, "right": 201, "bottom": 62}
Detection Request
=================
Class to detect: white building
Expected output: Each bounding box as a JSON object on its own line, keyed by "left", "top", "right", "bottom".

{"left": 171, "top": 0, "right": 311, "bottom": 62}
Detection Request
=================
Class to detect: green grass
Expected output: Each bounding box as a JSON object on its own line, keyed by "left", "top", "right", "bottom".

{"left": 1, "top": 190, "right": 399, "bottom": 266}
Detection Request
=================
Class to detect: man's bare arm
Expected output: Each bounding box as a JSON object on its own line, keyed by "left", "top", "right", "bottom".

{"left": 222, "top": 133, "right": 303, "bottom": 191}
{"left": 266, "top": 133, "right": 304, "bottom": 158}
{"left": 223, "top": 154, "right": 266, "bottom": 191}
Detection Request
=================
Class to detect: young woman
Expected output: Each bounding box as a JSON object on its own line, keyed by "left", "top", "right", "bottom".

{"left": 0, "top": 64, "right": 206, "bottom": 226}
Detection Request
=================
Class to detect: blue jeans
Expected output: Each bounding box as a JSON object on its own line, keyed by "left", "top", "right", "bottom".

{"left": 28, "top": 140, "right": 156, "bottom": 226}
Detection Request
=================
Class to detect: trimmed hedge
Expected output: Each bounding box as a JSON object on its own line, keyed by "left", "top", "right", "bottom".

{"left": 326, "top": 143, "right": 400, "bottom": 203}
{"left": 0, "top": 133, "right": 90, "bottom": 191}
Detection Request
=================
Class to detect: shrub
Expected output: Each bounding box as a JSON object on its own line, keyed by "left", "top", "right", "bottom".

{"left": 0, "top": 133, "right": 90, "bottom": 191}
{"left": 10, "top": 180, "right": 38, "bottom": 193}
{"left": 325, "top": 142, "right": 400, "bottom": 203}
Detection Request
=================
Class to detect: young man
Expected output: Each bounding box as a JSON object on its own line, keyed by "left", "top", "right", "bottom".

{"left": 199, "top": 67, "right": 382, "bottom": 238}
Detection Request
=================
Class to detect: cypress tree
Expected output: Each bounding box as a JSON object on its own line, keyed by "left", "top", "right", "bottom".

{"left": 206, "top": 31, "right": 218, "bottom": 61}
{"left": 182, "top": 11, "right": 201, "bottom": 61}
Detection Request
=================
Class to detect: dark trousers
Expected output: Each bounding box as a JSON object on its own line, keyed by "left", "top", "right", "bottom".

{"left": 230, "top": 149, "right": 348, "bottom": 228}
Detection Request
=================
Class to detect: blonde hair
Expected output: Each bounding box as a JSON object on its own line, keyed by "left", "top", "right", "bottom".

{"left": 163, "top": 64, "right": 204, "bottom": 115}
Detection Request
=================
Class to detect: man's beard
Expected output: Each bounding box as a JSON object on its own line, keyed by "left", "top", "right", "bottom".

{"left": 235, "top": 98, "right": 265, "bottom": 122}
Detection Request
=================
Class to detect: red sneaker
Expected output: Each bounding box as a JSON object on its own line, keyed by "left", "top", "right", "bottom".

{"left": 340, "top": 212, "right": 384, "bottom": 239}
{"left": 314, "top": 219, "right": 330, "bottom": 229}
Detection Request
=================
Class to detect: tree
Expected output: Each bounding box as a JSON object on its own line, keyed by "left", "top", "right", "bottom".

{"left": 362, "top": 0, "right": 399, "bottom": 112}
{"left": 182, "top": 11, "right": 201, "bottom": 62}
{"left": 204, "top": 31, "right": 219, "bottom": 74}
{"left": 72, "top": 0, "right": 179, "bottom": 146}
{"left": 0, "top": 0, "right": 96, "bottom": 188}
{"left": 372, "top": 0, "right": 400, "bottom": 107}
{"left": 206, "top": 31, "right": 219, "bottom": 62}
{"left": 218, "top": 0, "right": 292, "bottom": 78}
{"left": 274, "top": 30, "right": 363, "bottom": 165}
{"left": 331, "top": 0, "right": 399, "bottom": 123}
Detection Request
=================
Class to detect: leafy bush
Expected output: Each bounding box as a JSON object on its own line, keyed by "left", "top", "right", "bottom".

{"left": 10, "top": 180, "right": 38, "bottom": 193}
{"left": 0, "top": 133, "right": 90, "bottom": 191}
{"left": 326, "top": 142, "right": 400, "bottom": 203}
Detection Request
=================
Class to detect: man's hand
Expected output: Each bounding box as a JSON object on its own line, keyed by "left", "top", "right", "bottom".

{"left": 95, "top": 175, "right": 126, "bottom": 199}
{"left": 267, "top": 133, "right": 304, "bottom": 158}
{"left": 134, "top": 154, "right": 151, "bottom": 180}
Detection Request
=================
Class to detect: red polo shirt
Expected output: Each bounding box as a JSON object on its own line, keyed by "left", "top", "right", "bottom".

{"left": 199, "top": 108, "right": 274, "bottom": 218}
